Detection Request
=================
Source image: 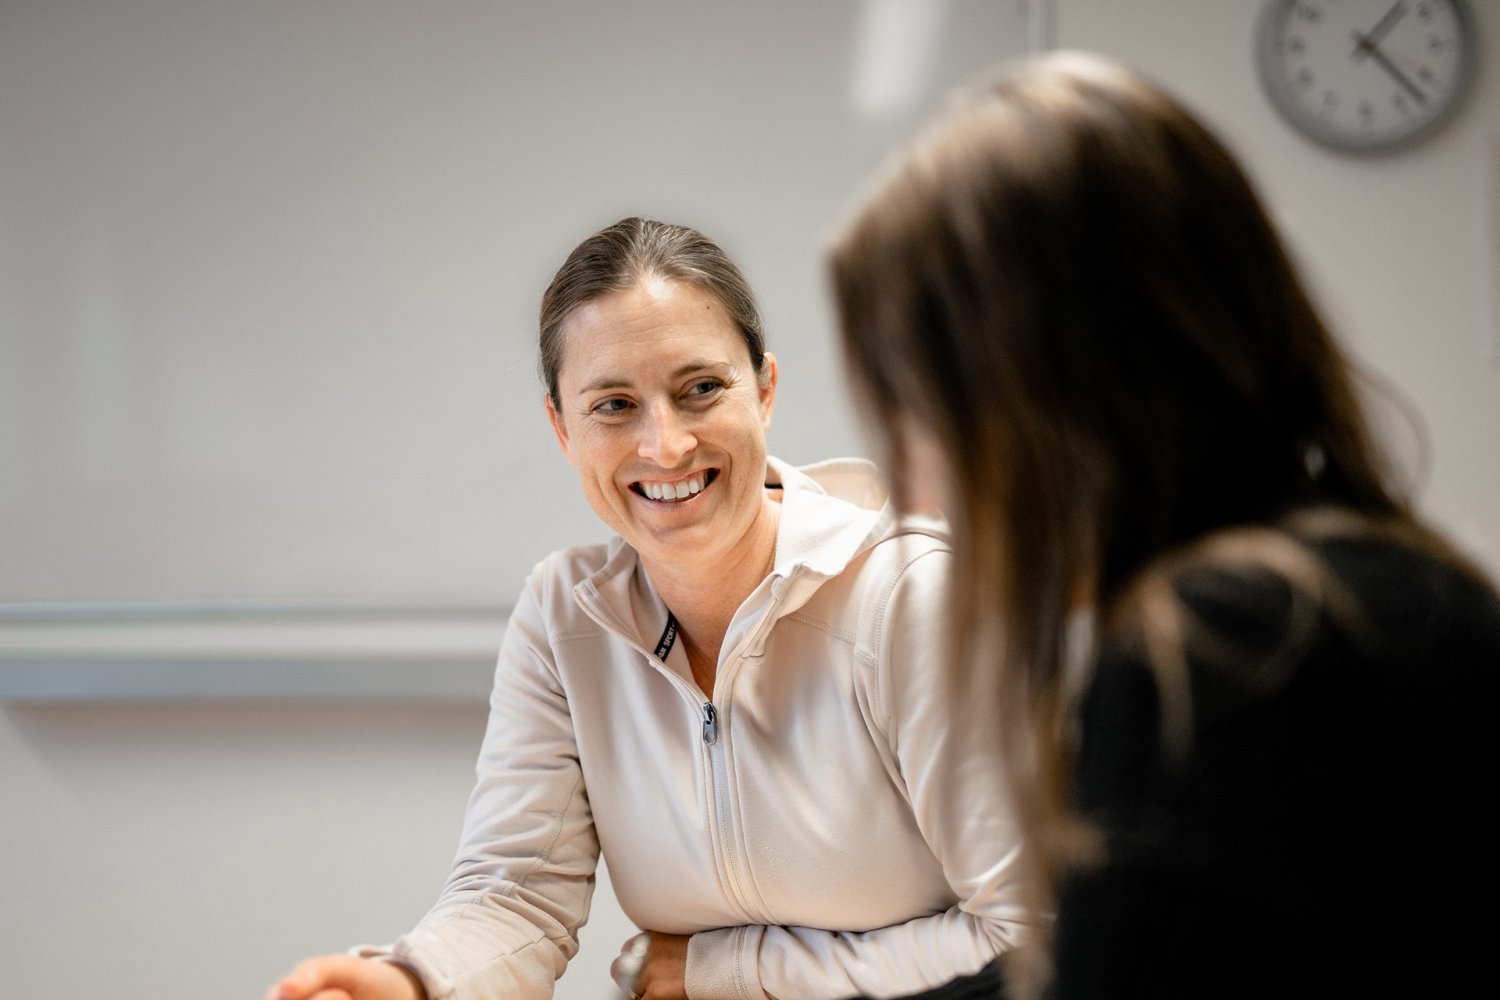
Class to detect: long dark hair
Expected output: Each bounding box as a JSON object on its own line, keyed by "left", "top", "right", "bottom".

{"left": 830, "top": 50, "right": 1415, "bottom": 949}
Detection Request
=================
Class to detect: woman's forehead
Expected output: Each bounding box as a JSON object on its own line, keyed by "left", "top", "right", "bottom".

{"left": 556, "top": 279, "right": 750, "bottom": 388}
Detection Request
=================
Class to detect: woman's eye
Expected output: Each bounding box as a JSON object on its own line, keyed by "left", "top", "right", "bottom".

{"left": 591, "top": 398, "right": 631, "bottom": 415}
{"left": 687, "top": 379, "right": 724, "bottom": 399}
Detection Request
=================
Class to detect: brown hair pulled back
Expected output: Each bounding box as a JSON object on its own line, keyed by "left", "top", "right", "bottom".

{"left": 538, "top": 217, "right": 767, "bottom": 403}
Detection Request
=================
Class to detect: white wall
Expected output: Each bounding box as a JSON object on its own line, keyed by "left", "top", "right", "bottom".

{"left": 1, "top": 3, "right": 1031, "bottom": 998}
{"left": 3, "top": 3, "right": 1498, "bottom": 1000}
{"left": 1051, "top": 0, "right": 1500, "bottom": 574}
{"left": 0, "top": 703, "right": 500, "bottom": 996}
{"left": 0, "top": 0, "right": 1027, "bottom": 606}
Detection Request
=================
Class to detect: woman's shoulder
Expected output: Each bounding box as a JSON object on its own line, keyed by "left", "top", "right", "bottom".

{"left": 1090, "top": 515, "right": 1500, "bottom": 754}
{"left": 1080, "top": 519, "right": 1500, "bottom": 809}
{"left": 530, "top": 540, "right": 618, "bottom": 582}
{"left": 1314, "top": 529, "right": 1500, "bottom": 645}
{"left": 783, "top": 512, "right": 952, "bottom": 673}
{"left": 1166, "top": 521, "right": 1500, "bottom": 674}
{"left": 517, "top": 540, "right": 624, "bottom": 612}
{"left": 824, "top": 514, "right": 952, "bottom": 610}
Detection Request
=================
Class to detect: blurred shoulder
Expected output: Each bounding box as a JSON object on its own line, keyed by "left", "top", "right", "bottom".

{"left": 1171, "top": 519, "right": 1500, "bottom": 666}
{"left": 1097, "top": 514, "right": 1500, "bottom": 715}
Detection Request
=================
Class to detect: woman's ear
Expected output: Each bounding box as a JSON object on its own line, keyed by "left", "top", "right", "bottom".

{"left": 545, "top": 394, "right": 576, "bottom": 465}
{"left": 758, "top": 353, "right": 779, "bottom": 431}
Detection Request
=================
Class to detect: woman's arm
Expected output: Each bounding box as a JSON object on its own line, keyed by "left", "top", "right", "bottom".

{"left": 361, "top": 568, "right": 602, "bottom": 1000}
{"left": 682, "top": 544, "right": 1028, "bottom": 1000}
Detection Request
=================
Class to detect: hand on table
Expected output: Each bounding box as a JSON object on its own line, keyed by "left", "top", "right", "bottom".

{"left": 611, "top": 931, "right": 689, "bottom": 1000}
{"left": 264, "top": 954, "right": 425, "bottom": 1000}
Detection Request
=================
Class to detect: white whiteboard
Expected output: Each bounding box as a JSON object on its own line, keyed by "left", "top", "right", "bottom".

{"left": 0, "top": 0, "right": 1036, "bottom": 606}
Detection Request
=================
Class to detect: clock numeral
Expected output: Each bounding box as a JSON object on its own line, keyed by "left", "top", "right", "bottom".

{"left": 1286, "top": 36, "right": 1306, "bottom": 56}
{"left": 1393, "top": 92, "right": 1411, "bottom": 115}
{"left": 1416, "top": 1, "right": 1434, "bottom": 22}
{"left": 1359, "top": 100, "right": 1375, "bottom": 125}
{"left": 1418, "top": 65, "right": 1437, "bottom": 85}
{"left": 1294, "top": 2, "right": 1323, "bottom": 25}
{"left": 1428, "top": 34, "right": 1453, "bottom": 54}
{"left": 1293, "top": 66, "right": 1315, "bottom": 91}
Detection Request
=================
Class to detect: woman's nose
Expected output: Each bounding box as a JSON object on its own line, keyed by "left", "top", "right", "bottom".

{"left": 638, "top": 403, "right": 696, "bottom": 466}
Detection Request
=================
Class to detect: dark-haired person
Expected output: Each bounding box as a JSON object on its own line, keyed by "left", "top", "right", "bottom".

{"left": 267, "top": 217, "right": 1025, "bottom": 1000}
{"left": 831, "top": 51, "right": 1499, "bottom": 1000}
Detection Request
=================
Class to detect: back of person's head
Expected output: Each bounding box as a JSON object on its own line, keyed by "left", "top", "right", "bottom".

{"left": 830, "top": 50, "right": 1410, "bottom": 926}
{"left": 832, "top": 49, "right": 1402, "bottom": 613}
{"left": 538, "top": 217, "right": 767, "bottom": 404}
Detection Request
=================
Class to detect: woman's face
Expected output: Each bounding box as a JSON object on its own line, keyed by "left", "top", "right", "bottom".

{"left": 546, "top": 276, "right": 778, "bottom": 572}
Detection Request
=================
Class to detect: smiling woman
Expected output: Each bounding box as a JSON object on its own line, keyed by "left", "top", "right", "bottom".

{"left": 547, "top": 278, "right": 778, "bottom": 607}
{"left": 267, "top": 218, "right": 1028, "bottom": 1000}
{"left": 546, "top": 276, "right": 781, "bottom": 695}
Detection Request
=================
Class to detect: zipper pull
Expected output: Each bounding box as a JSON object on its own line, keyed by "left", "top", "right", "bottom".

{"left": 701, "top": 701, "right": 718, "bottom": 746}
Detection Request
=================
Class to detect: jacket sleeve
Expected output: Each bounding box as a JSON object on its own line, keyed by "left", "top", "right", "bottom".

{"left": 360, "top": 566, "right": 600, "bottom": 1000}
{"left": 685, "top": 543, "right": 1029, "bottom": 1000}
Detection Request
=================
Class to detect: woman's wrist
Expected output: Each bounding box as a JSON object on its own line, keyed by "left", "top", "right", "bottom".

{"left": 375, "top": 957, "right": 429, "bottom": 1000}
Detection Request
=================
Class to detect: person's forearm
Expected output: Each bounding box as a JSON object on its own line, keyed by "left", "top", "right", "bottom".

{"left": 684, "top": 910, "right": 1020, "bottom": 1000}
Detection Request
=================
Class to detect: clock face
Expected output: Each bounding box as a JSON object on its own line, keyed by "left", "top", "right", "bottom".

{"left": 1256, "top": 0, "right": 1476, "bottom": 154}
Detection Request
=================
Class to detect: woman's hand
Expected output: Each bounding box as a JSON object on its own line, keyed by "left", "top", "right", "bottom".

{"left": 264, "top": 954, "right": 426, "bottom": 1000}
{"left": 611, "top": 932, "right": 690, "bottom": 1000}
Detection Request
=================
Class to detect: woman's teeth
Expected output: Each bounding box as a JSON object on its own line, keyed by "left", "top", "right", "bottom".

{"left": 641, "top": 475, "right": 706, "bottom": 501}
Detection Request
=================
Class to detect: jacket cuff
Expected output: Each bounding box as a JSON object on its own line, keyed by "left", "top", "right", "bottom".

{"left": 685, "top": 926, "right": 766, "bottom": 1000}
{"left": 353, "top": 944, "right": 450, "bottom": 1000}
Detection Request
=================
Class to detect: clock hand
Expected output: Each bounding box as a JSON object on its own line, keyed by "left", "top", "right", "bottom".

{"left": 1351, "top": 31, "right": 1428, "bottom": 105}
{"left": 1355, "top": 0, "right": 1409, "bottom": 54}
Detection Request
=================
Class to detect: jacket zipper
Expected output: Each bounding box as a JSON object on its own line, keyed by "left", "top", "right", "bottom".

{"left": 575, "top": 580, "right": 781, "bottom": 922}
{"left": 696, "top": 579, "right": 794, "bottom": 924}
{"left": 704, "top": 699, "right": 762, "bottom": 921}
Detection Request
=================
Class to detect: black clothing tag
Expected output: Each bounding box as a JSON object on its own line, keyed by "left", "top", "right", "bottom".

{"left": 654, "top": 612, "right": 679, "bottom": 662}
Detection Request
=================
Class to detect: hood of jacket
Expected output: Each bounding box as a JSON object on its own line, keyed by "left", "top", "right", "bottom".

{"left": 571, "top": 455, "right": 945, "bottom": 662}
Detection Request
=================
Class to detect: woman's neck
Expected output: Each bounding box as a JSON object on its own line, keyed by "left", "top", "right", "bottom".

{"left": 642, "top": 497, "right": 781, "bottom": 696}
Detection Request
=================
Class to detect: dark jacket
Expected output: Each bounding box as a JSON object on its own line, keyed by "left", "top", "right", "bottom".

{"left": 1053, "top": 532, "right": 1499, "bottom": 998}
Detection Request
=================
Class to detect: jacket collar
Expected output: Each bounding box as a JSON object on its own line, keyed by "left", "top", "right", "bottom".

{"left": 766, "top": 456, "right": 891, "bottom": 583}
{"left": 573, "top": 456, "right": 899, "bottom": 652}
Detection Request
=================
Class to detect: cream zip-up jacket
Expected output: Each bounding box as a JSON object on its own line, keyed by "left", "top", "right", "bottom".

{"left": 368, "top": 457, "right": 1026, "bottom": 1000}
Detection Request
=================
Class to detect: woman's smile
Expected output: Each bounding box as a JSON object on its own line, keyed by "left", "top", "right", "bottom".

{"left": 630, "top": 469, "right": 718, "bottom": 503}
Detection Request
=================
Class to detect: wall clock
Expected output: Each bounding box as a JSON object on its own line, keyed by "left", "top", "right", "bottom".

{"left": 1255, "top": 0, "right": 1477, "bottom": 155}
